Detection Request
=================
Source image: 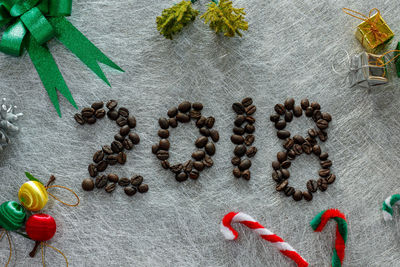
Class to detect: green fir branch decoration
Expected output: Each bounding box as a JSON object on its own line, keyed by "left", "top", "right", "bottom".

{"left": 200, "top": 0, "right": 248, "bottom": 37}
{"left": 156, "top": 1, "right": 199, "bottom": 40}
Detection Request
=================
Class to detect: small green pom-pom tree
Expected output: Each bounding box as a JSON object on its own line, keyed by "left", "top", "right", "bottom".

{"left": 156, "top": 0, "right": 200, "bottom": 40}
{"left": 200, "top": 0, "right": 248, "bottom": 37}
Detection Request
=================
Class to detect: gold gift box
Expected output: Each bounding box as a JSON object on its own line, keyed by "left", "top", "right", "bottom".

{"left": 355, "top": 13, "right": 394, "bottom": 53}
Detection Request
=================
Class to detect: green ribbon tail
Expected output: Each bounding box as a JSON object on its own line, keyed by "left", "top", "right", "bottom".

{"left": 48, "top": 17, "right": 124, "bottom": 86}
{"left": 26, "top": 35, "right": 77, "bottom": 117}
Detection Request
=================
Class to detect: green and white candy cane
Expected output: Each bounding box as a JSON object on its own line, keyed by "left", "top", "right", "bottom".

{"left": 382, "top": 194, "right": 400, "bottom": 221}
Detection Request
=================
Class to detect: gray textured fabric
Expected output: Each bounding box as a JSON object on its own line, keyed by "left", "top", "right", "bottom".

{"left": 1, "top": 0, "right": 400, "bottom": 266}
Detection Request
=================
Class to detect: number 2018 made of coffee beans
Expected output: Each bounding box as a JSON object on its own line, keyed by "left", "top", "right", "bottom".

{"left": 75, "top": 100, "right": 149, "bottom": 196}
{"left": 270, "top": 98, "right": 336, "bottom": 202}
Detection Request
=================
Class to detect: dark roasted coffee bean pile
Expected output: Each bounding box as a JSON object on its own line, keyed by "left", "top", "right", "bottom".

{"left": 152, "top": 101, "right": 219, "bottom": 182}
{"left": 76, "top": 100, "right": 148, "bottom": 196}
{"left": 270, "top": 98, "right": 335, "bottom": 202}
{"left": 231, "top": 97, "right": 257, "bottom": 180}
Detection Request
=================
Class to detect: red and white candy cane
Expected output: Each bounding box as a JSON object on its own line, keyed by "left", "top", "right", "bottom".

{"left": 221, "top": 212, "right": 308, "bottom": 267}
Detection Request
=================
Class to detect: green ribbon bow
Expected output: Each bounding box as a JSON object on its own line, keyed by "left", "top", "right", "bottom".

{"left": 0, "top": 0, "right": 123, "bottom": 116}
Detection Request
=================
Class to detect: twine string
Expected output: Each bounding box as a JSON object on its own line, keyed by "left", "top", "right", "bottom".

{"left": 45, "top": 185, "right": 80, "bottom": 207}
{"left": 41, "top": 242, "right": 69, "bottom": 267}
{"left": 0, "top": 229, "right": 12, "bottom": 267}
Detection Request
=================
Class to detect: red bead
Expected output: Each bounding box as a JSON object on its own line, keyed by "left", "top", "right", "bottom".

{"left": 25, "top": 214, "right": 57, "bottom": 242}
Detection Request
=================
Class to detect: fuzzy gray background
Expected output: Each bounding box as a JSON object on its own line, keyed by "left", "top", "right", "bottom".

{"left": 1, "top": 0, "right": 400, "bottom": 266}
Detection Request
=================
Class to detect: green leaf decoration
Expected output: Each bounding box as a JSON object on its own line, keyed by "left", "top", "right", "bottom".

{"left": 25, "top": 172, "right": 44, "bottom": 185}
{"left": 13, "top": 231, "right": 31, "bottom": 240}
{"left": 156, "top": 0, "right": 199, "bottom": 40}
{"left": 200, "top": 0, "right": 248, "bottom": 37}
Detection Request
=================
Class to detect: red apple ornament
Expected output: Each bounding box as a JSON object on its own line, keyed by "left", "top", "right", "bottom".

{"left": 26, "top": 214, "right": 57, "bottom": 242}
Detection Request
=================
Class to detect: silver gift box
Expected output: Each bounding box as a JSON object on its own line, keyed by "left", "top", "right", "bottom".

{"left": 349, "top": 52, "right": 388, "bottom": 88}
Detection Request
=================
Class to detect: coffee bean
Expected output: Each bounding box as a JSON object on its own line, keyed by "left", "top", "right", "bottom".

{"left": 183, "top": 160, "right": 193, "bottom": 173}
{"left": 244, "top": 135, "right": 255, "bottom": 146}
{"left": 245, "top": 124, "right": 255, "bottom": 134}
{"left": 87, "top": 117, "right": 98, "bottom": 124}
{"left": 313, "top": 110, "right": 322, "bottom": 122}
{"left": 156, "top": 150, "right": 169, "bottom": 160}
{"left": 318, "top": 130, "right": 327, "bottom": 142}
{"left": 307, "top": 180, "right": 318, "bottom": 192}
{"left": 167, "top": 107, "right": 178, "bottom": 118}
{"left": 316, "top": 119, "right": 329, "bottom": 130}
{"left": 129, "top": 133, "right": 140, "bottom": 144}
{"left": 281, "top": 169, "right": 290, "bottom": 179}
{"left": 124, "top": 187, "right": 137, "bottom": 196}
{"left": 106, "top": 100, "right": 118, "bottom": 109}
{"left": 189, "top": 170, "right": 200, "bottom": 179}
{"left": 118, "top": 177, "right": 131, "bottom": 187}
{"left": 275, "top": 120, "right": 286, "bottom": 130}
{"left": 169, "top": 118, "right": 178, "bottom": 128}
{"left": 306, "top": 137, "right": 317, "bottom": 146}
{"left": 206, "top": 117, "right": 215, "bottom": 128}
{"left": 272, "top": 170, "right": 283, "bottom": 182}
{"left": 107, "top": 110, "right": 119, "bottom": 120}
{"left": 305, "top": 107, "right": 313, "bottom": 117}
{"left": 319, "top": 152, "right": 329, "bottom": 160}
{"left": 276, "top": 180, "right": 288, "bottom": 191}
{"left": 108, "top": 174, "right": 119, "bottom": 183}
{"left": 277, "top": 130, "right": 290, "bottom": 139}
{"left": 129, "top": 175, "right": 143, "bottom": 186}
{"left": 274, "top": 104, "right": 285, "bottom": 115}
{"left": 293, "top": 144, "right": 303, "bottom": 155}
{"left": 118, "top": 107, "right": 129, "bottom": 117}
{"left": 300, "top": 99, "right": 309, "bottom": 109}
{"left": 303, "top": 191, "right": 313, "bottom": 201}
{"left": 326, "top": 174, "right": 336, "bottom": 184}
{"left": 195, "top": 136, "right": 208, "bottom": 148}
{"left": 82, "top": 179, "right": 94, "bottom": 191}
{"left": 320, "top": 160, "right": 332, "bottom": 169}
{"left": 284, "top": 186, "right": 295, "bottom": 196}
{"left": 159, "top": 118, "right": 169, "bottom": 129}
{"left": 127, "top": 116, "right": 136, "bottom": 128}
{"left": 210, "top": 130, "right": 219, "bottom": 142}
{"left": 232, "top": 156, "right": 241, "bottom": 166}
{"left": 245, "top": 105, "right": 256, "bottom": 115}
{"left": 234, "top": 115, "right": 245, "bottom": 127}
{"left": 114, "top": 134, "right": 124, "bottom": 142}
{"left": 138, "top": 184, "right": 149, "bottom": 193}
{"left": 246, "top": 117, "right": 255, "bottom": 125}
{"left": 284, "top": 98, "right": 295, "bottom": 110}
{"left": 74, "top": 113, "right": 85, "bottom": 125}
{"left": 287, "top": 150, "right": 296, "bottom": 160}
{"left": 242, "top": 170, "right": 251, "bottom": 180}
{"left": 246, "top": 146, "right": 257, "bottom": 158}
{"left": 293, "top": 135, "right": 305, "bottom": 144}
{"left": 88, "top": 164, "right": 97, "bottom": 177}
{"left": 308, "top": 129, "right": 317, "bottom": 138}
{"left": 311, "top": 102, "right": 320, "bottom": 110}
{"left": 293, "top": 190, "right": 303, "bottom": 201}
{"left": 158, "top": 129, "right": 169, "bottom": 139}
{"left": 152, "top": 144, "right": 159, "bottom": 154}
{"left": 82, "top": 107, "right": 95, "bottom": 117}
{"left": 161, "top": 160, "right": 170, "bottom": 169}
{"left": 102, "top": 145, "right": 113, "bottom": 154}
{"left": 302, "top": 142, "right": 312, "bottom": 154}
{"left": 281, "top": 160, "right": 291, "bottom": 169}
{"left": 277, "top": 151, "right": 287, "bottom": 162}
{"left": 270, "top": 114, "right": 280, "bottom": 122}
{"left": 200, "top": 127, "right": 210, "bottom": 136}
{"left": 293, "top": 106, "right": 302, "bottom": 117}
{"left": 321, "top": 112, "right": 332, "bottom": 122}
{"left": 284, "top": 111, "right": 293, "bottom": 122}
{"left": 192, "top": 150, "right": 205, "bottom": 160}
{"left": 233, "top": 126, "right": 245, "bottom": 135}
{"left": 95, "top": 175, "right": 108, "bottom": 188}
{"left": 159, "top": 139, "right": 170, "bottom": 150}
{"left": 193, "top": 161, "right": 205, "bottom": 171}
{"left": 231, "top": 135, "right": 244, "bottom": 144}
{"left": 272, "top": 161, "right": 281, "bottom": 170}
{"left": 106, "top": 155, "right": 118, "bottom": 165}
{"left": 111, "top": 141, "right": 123, "bottom": 153}
{"left": 242, "top": 97, "right": 253, "bottom": 107}
{"left": 94, "top": 109, "right": 105, "bottom": 119}
{"left": 233, "top": 168, "right": 241, "bottom": 178}
{"left": 283, "top": 139, "right": 294, "bottom": 150}
{"left": 105, "top": 183, "right": 116, "bottom": 193}
{"left": 232, "top": 102, "right": 245, "bottom": 114}
{"left": 178, "top": 101, "right": 191, "bottom": 112}
{"left": 120, "top": 125, "right": 130, "bottom": 136}
{"left": 312, "top": 145, "right": 321, "bottom": 155}
{"left": 176, "top": 172, "right": 188, "bottom": 182}
{"left": 205, "top": 142, "right": 216, "bottom": 156}
{"left": 317, "top": 178, "right": 328, "bottom": 191}
{"left": 203, "top": 155, "right": 214, "bottom": 167}
{"left": 170, "top": 164, "right": 183, "bottom": 174}
{"left": 97, "top": 161, "right": 108, "bottom": 172}
{"left": 192, "top": 102, "right": 203, "bottom": 111}
{"left": 176, "top": 112, "right": 190, "bottom": 123}
{"left": 189, "top": 110, "right": 201, "bottom": 119}
{"left": 196, "top": 116, "right": 207, "bottom": 128}
{"left": 93, "top": 150, "right": 104, "bottom": 163}
{"left": 239, "top": 159, "right": 251, "bottom": 171}
{"left": 91, "top": 101, "right": 104, "bottom": 110}
{"left": 117, "top": 152, "right": 127, "bottom": 164}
